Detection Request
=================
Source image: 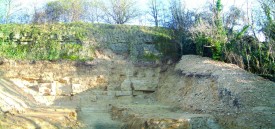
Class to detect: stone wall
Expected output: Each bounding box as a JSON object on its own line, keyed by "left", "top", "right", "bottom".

{"left": 86, "top": 24, "right": 170, "bottom": 61}
{"left": 0, "top": 49, "right": 162, "bottom": 106}
{"left": 0, "top": 24, "right": 174, "bottom": 61}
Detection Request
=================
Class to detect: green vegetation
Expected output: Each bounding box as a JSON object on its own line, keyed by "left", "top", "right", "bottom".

{"left": 0, "top": 23, "right": 93, "bottom": 61}
{"left": 191, "top": 0, "right": 226, "bottom": 60}
{"left": 0, "top": 23, "right": 174, "bottom": 62}
{"left": 0, "top": 0, "right": 274, "bottom": 80}
{"left": 142, "top": 27, "right": 177, "bottom": 60}
{"left": 223, "top": 1, "right": 274, "bottom": 80}
{"left": 182, "top": 0, "right": 275, "bottom": 81}
{"left": 143, "top": 53, "right": 160, "bottom": 61}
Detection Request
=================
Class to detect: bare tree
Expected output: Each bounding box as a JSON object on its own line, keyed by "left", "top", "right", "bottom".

{"left": 147, "top": 0, "right": 163, "bottom": 27}
{"left": 31, "top": 0, "right": 39, "bottom": 24}
{"left": 32, "top": 11, "right": 46, "bottom": 24}
{"left": 2, "top": 0, "right": 22, "bottom": 23}
{"left": 224, "top": 6, "right": 245, "bottom": 36}
{"left": 58, "top": 0, "right": 84, "bottom": 22}
{"left": 101, "top": 0, "right": 139, "bottom": 24}
{"left": 70, "top": 0, "right": 84, "bottom": 22}
{"left": 169, "top": 0, "right": 186, "bottom": 30}
{"left": 169, "top": 0, "right": 195, "bottom": 31}
{"left": 82, "top": 0, "right": 102, "bottom": 23}
{"left": 45, "top": 1, "right": 64, "bottom": 23}
{"left": 0, "top": 0, "right": 5, "bottom": 23}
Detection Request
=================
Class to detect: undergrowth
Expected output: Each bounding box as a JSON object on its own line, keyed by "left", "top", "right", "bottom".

{"left": 0, "top": 23, "right": 93, "bottom": 61}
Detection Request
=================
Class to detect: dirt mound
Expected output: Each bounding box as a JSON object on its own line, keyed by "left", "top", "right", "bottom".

{"left": 157, "top": 55, "right": 275, "bottom": 128}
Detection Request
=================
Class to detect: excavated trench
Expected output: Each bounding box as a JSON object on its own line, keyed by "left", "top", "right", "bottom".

{"left": 0, "top": 51, "right": 274, "bottom": 129}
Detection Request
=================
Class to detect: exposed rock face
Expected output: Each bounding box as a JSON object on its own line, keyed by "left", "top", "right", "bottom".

{"left": 0, "top": 79, "right": 33, "bottom": 113}
{"left": 112, "top": 105, "right": 220, "bottom": 129}
{"left": 0, "top": 49, "right": 161, "bottom": 102}
{"left": 120, "top": 67, "right": 160, "bottom": 94}
{"left": 0, "top": 53, "right": 273, "bottom": 128}
{"left": 89, "top": 25, "right": 162, "bottom": 61}
{"left": 0, "top": 78, "right": 78, "bottom": 129}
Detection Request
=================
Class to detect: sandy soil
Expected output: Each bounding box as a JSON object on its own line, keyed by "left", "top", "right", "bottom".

{"left": 0, "top": 54, "right": 273, "bottom": 129}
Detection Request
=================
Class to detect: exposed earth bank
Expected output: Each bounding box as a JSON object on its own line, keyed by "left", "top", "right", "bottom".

{"left": 157, "top": 55, "right": 274, "bottom": 128}
{"left": 0, "top": 51, "right": 274, "bottom": 129}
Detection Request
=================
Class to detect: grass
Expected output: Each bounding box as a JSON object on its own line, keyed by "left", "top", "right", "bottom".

{"left": 0, "top": 23, "right": 174, "bottom": 62}
{"left": 0, "top": 23, "right": 93, "bottom": 61}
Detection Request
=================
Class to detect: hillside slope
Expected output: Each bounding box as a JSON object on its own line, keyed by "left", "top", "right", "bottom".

{"left": 0, "top": 50, "right": 274, "bottom": 128}
{"left": 157, "top": 55, "right": 275, "bottom": 128}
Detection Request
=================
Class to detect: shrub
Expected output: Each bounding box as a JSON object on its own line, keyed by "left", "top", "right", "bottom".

{"left": 0, "top": 23, "right": 93, "bottom": 61}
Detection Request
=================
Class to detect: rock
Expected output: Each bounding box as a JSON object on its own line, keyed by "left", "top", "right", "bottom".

{"left": 39, "top": 83, "right": 52, "bottom": 96}
{"left": 131, "top": 80, "right": 157, "bottom": 91}
{"left": 120, "top": 79, "right": 132, "bottom": 91}
{"left": 51, "top": 81, "right": 58, "bottom": 95}
{"left": 59, "top": 77, "right": 71, "bottom": 84}
{"left": 90, "top": 95, "right": 97, "bottom": 102}
{"left": 0, "top": 79, "right": 30, "bottom": 113}
{"left": 0, "top": 60, "right": 3, "bottom": 65}
{"left": 133, "top": 91, "right": 144, "bottom": 96}
{"left": 72, "top": 84, "right": 82, "bottom": 94}
{"left": 55, "top": 82, "right": 72, "bottom": 96}
{"left": 112, "top": 105, "right": 220, "bottom": 129}
{"left": 41, "top": 72, "right": 55, "bottom": 82}
{"left": 107, "top": 91, "right": 116, "bottom": 96}
{"left": 96, "top": 75, "right": 106, "bottom": 83}
{"left": 10, "top": 78, "right": 37, "bottom": 88}
{"left": 115, "top": 91, "right": 132, "bottom": 97}
{"left": 29, "top": 60, "right": 36, "bottom": 64}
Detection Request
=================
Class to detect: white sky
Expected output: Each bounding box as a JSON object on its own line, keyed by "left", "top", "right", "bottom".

{"left": 13, "top": 0, "right": 259, "bottom": 11}
{"left": 139, "top": 0, "right": 258, "bottom": 10}
{"left": 3, "top": 0, "right": 260, "bottom": 24}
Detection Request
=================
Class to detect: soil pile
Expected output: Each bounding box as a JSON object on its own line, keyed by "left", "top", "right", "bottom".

{"left": 157, "top": 55, "right": 275, "bottom": 128}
